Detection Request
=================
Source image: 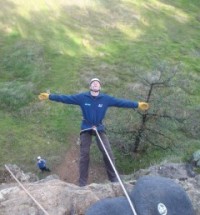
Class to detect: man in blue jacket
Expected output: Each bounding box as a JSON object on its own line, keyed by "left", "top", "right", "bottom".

{"left": 38, "top": 78, "right": 149, "bottom": 186}
{"left": 37, "top": 156, "right": 51, "bottom": 172}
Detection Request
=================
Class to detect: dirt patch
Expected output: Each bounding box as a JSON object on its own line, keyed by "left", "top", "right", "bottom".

{"left": 0, "top": 170, "right": 13, "bottom": 183}
{"left": 52, "top": 143, "right": 108, "bottom": 185}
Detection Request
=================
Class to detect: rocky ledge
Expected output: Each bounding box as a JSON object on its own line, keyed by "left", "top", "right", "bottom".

{"left": 0, "top": 163, "right": 200, "bottom": 215}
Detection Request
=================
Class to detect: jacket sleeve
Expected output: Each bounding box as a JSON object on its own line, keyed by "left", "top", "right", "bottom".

{"left": 107, "top": 95, "right": 138, "bottom": 108}
{"left": 49, "top": 93, "right": 82, "bottom": 105}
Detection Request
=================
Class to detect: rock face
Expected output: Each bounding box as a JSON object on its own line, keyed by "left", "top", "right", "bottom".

{"left": 0, "top": 163, "right": 200, "bottom": 215}
{"left": 0, "top": 179, "right": 127, "bottom": 215}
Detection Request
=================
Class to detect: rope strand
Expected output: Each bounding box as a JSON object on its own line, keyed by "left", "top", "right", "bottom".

{"left": 5, "top": 164, "right": 49, "bottom": 215}
{"left": 92, "top": 127, "right": 138, "bottom": 215}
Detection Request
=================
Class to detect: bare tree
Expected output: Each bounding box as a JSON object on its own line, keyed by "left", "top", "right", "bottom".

{"left": 133, "top": 62, "right": 183, "bottom": 152}
{"left": 107, "top": 62, "right": 192, "bottom": 153}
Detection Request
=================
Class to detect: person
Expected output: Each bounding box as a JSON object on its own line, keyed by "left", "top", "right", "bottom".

{"left": 38, "top": 78, "right": 149, "bottom": 186}
{"left": 37, "top": 156, "right": 51, "bottom": 172}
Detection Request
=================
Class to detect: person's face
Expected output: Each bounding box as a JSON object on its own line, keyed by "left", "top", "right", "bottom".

{"left": 90, "top": 81, "right": 101, "bottom": 92}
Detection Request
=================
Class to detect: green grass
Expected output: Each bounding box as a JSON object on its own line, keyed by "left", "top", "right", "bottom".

{"left": 0, "top": 0, "right": 200, "bottom": 177}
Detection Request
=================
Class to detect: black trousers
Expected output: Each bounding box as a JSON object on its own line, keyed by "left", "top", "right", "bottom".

{"left": 40, "top": 167, "right": 51, "bottom": 172}
{"left": 79, "top": 131, "right": 117, "bottom": 186}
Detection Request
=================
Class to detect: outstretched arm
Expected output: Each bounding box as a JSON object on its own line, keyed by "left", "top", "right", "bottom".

{"left": 107, "top": 95, "right": 149, "bottom": 111}
{"left": 38, "top": 92, "right": 82, "bottom": 105}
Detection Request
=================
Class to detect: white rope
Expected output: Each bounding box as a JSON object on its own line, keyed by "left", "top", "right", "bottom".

{"left": 5, "top": 164, "right": 49, "bottom": 215}
{"left": 94, "top": 128, "right": 138, "bottom": 215}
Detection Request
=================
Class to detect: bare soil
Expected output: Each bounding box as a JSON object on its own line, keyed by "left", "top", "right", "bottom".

{"left": 0, "top": 170, "right": 12, "bottom": 183}
{"left": 52, "top": 143, "right": 108, "bottom": 186}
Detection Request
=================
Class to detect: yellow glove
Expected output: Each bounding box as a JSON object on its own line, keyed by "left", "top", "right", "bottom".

{"left": 138, "top": 102, "right": 149, "bottom": 111}
{"left": 38, "top": 93, "right": 49, "bottom": 101}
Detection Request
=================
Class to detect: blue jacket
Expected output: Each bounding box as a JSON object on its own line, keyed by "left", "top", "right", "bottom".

{"left": 49, "top": 91, "right": 138, "bottom": 132}
{"left": 37, "top": 159, "right": 46, "bottom": 169}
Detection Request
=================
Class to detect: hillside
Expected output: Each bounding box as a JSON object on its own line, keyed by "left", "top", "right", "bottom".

{"left": 0, "top": 0, "right": 200, "bottom": 181}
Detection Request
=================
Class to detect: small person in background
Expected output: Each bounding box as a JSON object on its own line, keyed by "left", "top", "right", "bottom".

{"left": 37, "top": 156, "right": 51, "bottom": 172}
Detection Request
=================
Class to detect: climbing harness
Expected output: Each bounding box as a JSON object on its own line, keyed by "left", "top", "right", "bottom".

{"left": 81, "top": 127, "right": 138, "bottom": 215}
{"left": 5, "top": 164, "right": 49, "bottom": 215}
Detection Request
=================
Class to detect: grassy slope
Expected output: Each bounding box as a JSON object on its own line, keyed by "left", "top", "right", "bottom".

{"left": 0, "top": 0, "right": 200, "bottom": 174}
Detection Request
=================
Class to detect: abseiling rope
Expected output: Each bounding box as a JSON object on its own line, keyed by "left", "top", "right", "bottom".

{"left": 93, "top": 127, "right": 138, "bottom": 215}
{"left": 5, "top": 164, "right": 49, "bottom": 215}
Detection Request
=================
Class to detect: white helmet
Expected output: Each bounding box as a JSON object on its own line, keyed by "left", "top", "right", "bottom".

{"left": 89, "top": 78, "right": 101, "bottom": 86}
{"left": 37, "top": 156, "right": 41, "bottom": 160}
